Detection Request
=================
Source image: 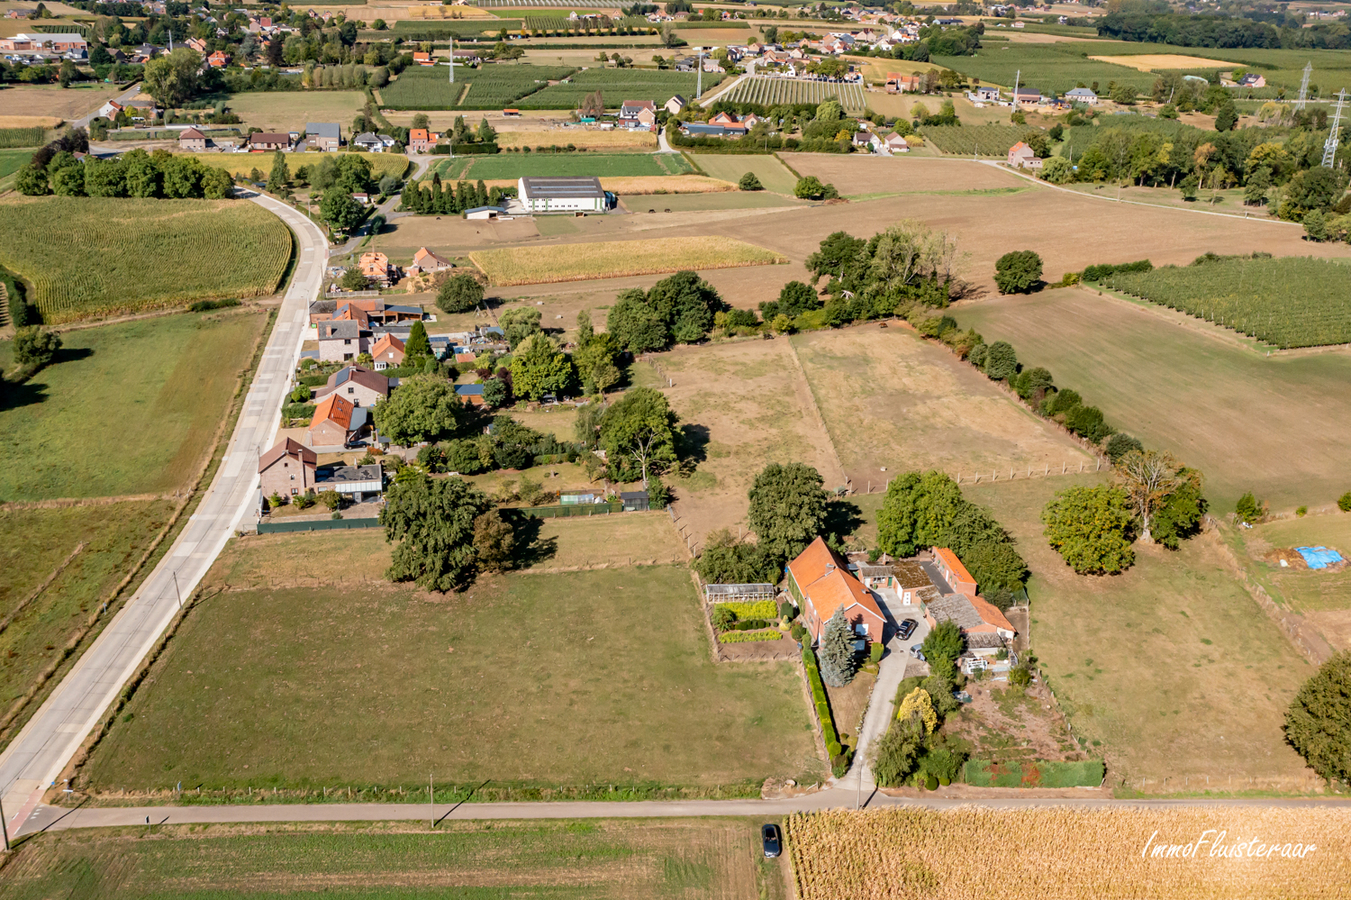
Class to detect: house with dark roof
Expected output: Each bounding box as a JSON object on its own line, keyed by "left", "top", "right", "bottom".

{"left": 178, "top": 127, "right": 208, "bottom": 152}
{"left": 312, "top": 365, "right": 390, "bottom": 407}
{"left": 317, "top": 319, "right": 366, "bottom": 362}
{"left": 787, "top": 537, "right": 887, "bottom": 646}
{"left": 306, "top": 122, "right": 341, "bottom": 151}
{"left": 454, "top": 383, "right": 486, "bottom": 406}
{"left": 258, "top": 437, "right": 317, "bottom": 498}
{"left": 618, "top": 99, "right": 657, "bottom": 128}
{"left": 247, "top": 131, "right": 293, "bottom": 152}
{"left": 315, "top": 462, "right": 384, "bottom": 501}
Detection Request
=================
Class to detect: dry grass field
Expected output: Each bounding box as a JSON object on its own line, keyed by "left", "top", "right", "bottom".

{"left": 0, "top": 84, "right": 121, "bottom": 119}
{"left": 965, "top": 475, "right": 1317, "bottom": 790}
{"left": 1091, "top": 53, "right": 1243, "bottom": 71}
{"left": 471, "top": 236, "right": 784, "bottom": 285}
{"left": 793, "top": 325, "right": 1094, "bottom": 490}
{"left": 0, "top": 819, "right": 789, "bottom": 900}
{"left": 788, "top": 807, "right": 1351, "bottom": 900}
{"left": 188, "top": 151, "right": 409, "bottom": 181}
{"left": 497, "top": 128, "right": 659, "bottom": 150}
{"left": 222, "top": 91, "right": 367, "bottom": 131}
{"left": 0, "top": 114, "right": 61, "bottom": 129}
{"left": 472, "top": 174, "right": 734, "bottom": 194}
{"left": 1239, "top": 513, "right": 1351, "bottom": 652}
{"left": 956, "top": 288, "right": 1351, "bottom": 512}
{"left": 643, "top": 338, "right": 845, "bottom": 545}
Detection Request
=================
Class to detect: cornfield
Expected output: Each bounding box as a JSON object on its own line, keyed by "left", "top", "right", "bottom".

{"left": 380, "top": 65, "right": 576, "bottom": 110}
{"left": 471, "top": 236, "right": 784, "bottom": 286}
{"left": 787, "top": 807, "right": 1351, "bottom": 900}
{"left": 922, "top": 124, "right": 1040, "bottom": 157}
{"left": 0, "top": 197, "right": 292, "bottom": 323}
{"left": 723, "top": 76, "right": 868, "bottom": 115}
{"left": 0, "top": 126, "right": 46, "bottom": 149}
{"left": 1104, "top": 256, "right": 1351, "bottom": 349}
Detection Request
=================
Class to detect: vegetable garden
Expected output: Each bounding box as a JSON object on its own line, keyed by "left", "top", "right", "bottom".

{"left": 0, "top": 197, "right": 292, "bottom": 323}
{"left": 922, "top": 124, "right": 1042, "bottom": 156}
{"left": 722, "top": 76, "right": 867, "bottom": 114}
{"left": 1104, "top": 255, "right": 1351, "bottom": 349}
{"left": 379, "top": 64, "right": 576, "bottom": 110}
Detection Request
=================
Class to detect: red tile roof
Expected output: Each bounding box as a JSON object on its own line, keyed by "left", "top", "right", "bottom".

{"left": 788, "top": 537, "right": 885, "bottom": 628}
{"left": 311, "top": 394, "right": 353, "bottom": 431}
{"left": 258, "top": 437, "right": 316, "bottom": 473}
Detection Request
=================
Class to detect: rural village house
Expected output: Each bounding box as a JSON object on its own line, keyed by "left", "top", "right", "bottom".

{"left": 370, "top": 334, "right": 406, "bottom": 370}
{"left": 311, "top": 365, "right": 390, "bottom": 407}
{"left": 787, "top": 537, "right": 887, "bottom": 646}
{"left": 1007, "top": 141, "right": 1043, "bottom": 170}
{"left": 258, "top": 437, "right": 316, "bottom": 497}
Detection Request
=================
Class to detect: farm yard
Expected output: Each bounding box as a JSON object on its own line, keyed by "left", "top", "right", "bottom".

{"left": 430, "top": 151, "right": 691, "bottom": 180}
{"left": 922, "top": 124, "right": 1042, "bottom": 157}
{"left": 787, "top": 807, "right": 1351, "bottom": 899}
{"left": 0, "top": 820, "right": 790, "bottom": 900}
{"left": 957, "top": 287, "right": 1351, "bottom": 512}
{"left": 80, "top": 557, "right": 822, "bottom": 795}
{"left": 1102, "top": 256, "right": 1351, "bottom": 349}
{"left": 470, "top": 236, "right": 784, "bottom": 285}
{"left": 378, "top": 64, "right": 575, "bottom": 110}
{"left": 0, "top": 310, "right": 268, "bottom": 500}
{"left": 0, "top": 197, "right": 291, "bottom": 322}
{"left": 792, "top": 325, "right": 1094, "bottom": 489}
{"left": 722, "top": 76, "right": 868, "bottom": 115}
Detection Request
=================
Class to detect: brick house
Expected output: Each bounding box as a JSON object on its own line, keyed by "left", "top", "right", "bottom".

{"left": 1007, "top": 141, "right": 1042, "bottom": 170}
{"left": 312, "top": 365, "right": 389, "bottom": 407}
{"left": 247, "top": 132, "right": 293, "bottom": 152}
{"left": 358, "top": 251, "right": 393, "bottom": 285}
{"left": 408, "top": 247, "right": 452, "bottom": 274}
{"left": 933, "top": 547, "right": 979, "bottom": 597}
{"left": 258, "top": 437, "right": 316, "bottom": 497}
{"left": 307, "top": 395, "right": 356, "bottom": 447}
{"left": 408, "top": 128, "right": 439, "bottom": 153}
{"left": 178, "top": 127, "right": 208, "bottom": 152}
{"left": 306, "top": 122, "right": 342, "bottom": 151}
{"left": 207, "top": 50, "right": 230, "bottom": 67}
{"left": 923, "top": 546, "right": 1016, "bottom": 658}
{"left": 370, "top": 334, "right": 405, "bottom": 370}
{"left": 787, "top": 537, "right": 887, "bottom": 646}
{"left": 317, "top": 319, "right": 366, "bottom": 362}
{"left": 618, "top": 100, "right": 657, "bottom": 128}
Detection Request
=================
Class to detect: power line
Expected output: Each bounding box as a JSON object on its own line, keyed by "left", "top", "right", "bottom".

{"left": 1322, "top": 88, "right": 1346, "bottom": 168}
{"left": 1296, "top": 61, "right": 1312, "bottom": 112}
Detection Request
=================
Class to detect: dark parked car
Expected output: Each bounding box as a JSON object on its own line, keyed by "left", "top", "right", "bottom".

{"left": 898, "top": 618, "right": 917, "bottom": 639}
{"left": 762, "top": 823, "right": 782, "bottom": 858}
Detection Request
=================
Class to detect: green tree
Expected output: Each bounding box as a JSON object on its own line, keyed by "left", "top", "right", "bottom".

{"left": 13, "top": 326, "right": 61, "bottom": 368}
{"left": 1284, "top": 651, "right": 1351, "bottom": 785}
{"left": 1215, "top": 101, "right": 1238, "bottom": 132}
{"left": 143, "top": 47, "right": 202, "bottom": 107}
{"left": 472, "top": 509, "right": 515, "bottom": 573}
{"left": 1235, "top": 491, "right": 1263, "bottom": 524}
{"left": 52, "top": 163, "right": 84, "bottom": 196}
{"left": 339, "top": 267, "right": 370, "bottom": 291}
{"left": 606, "top": 288, "right": 668, "bottom": 353}
{"left": 498, "top": 307, "right": 542, "bottom": 350}
{"left": 373, "top": 373, "right": 463, "bottom": 445}
{"left": 994, "top": 250, "right": 1043, "bottom": 294}
{"left": 1113, "top": 449, "right": 1197, "bottom": 545}
{"left": 598, "top": 386, "right": 678, "bottom": 487}
{"left": 476, "top": 116, "right": 496, "bottom": 143}
{"left": 877, "top": 470, "right": 964, "bottom": 558}
{"left": 818, "top": 607, "right": 860, "bottom": 688}
{"left": 320, "top": 190, "right": 363, "bottom": 234}
{"left": 381, "top": 473, "right": 493, "bottom": 591}
{"left": 1041, "top": 155, "right": 1073, "bottom": 185}
{"left": 1339, "top": 492, "right": 1351, "bottom": 512}
{"left": 982, "top": 340, "right": 1018, "bottom": 381}
{"left": 738, "top": 171, "right": 763, "bottom": 191}
{"left": 436, "top": 273, "right": 485, "bottom": 314}
{"left": 805, "top": 230, "right": 865, "bottom": 284}
{"left": 266, "top": 150, "right": 290, "bottom": 193}
{"left": 573, "top": 331, "right": 621, "bottom": 396}
{"left": 1041, "top": 485, "right": 1136, "bottom": 575}
{"left": 775, "top": 280, "right": 820, "bottom": 318}
{"left": 695, "top": 529, "right": 781, "bottom": 584}
{"left": 404, "top": 320, "right": 432, "bottom": 361}
{"left": 510, "top": 333, "right": 575, "bottom": 401}
{"left": 794, "top": 175, "right": 829, "bottom": 200}
{"left": 646, "top": 271, "right": 721, "bottom": 344}
{"left": 921, "top": 620, "right": 965, "bottom": 673}
{"left": 15, "top": 164, "right": 49, "bottom": 196}
{"left": 747, "top": 462, "right": 829, "bottom": 564}
{"left": 481, "top": 377, "right": 509, "bottom": 408}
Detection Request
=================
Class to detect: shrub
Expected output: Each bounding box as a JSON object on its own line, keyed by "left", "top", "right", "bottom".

{"left": 778, "top": 600, "right": 797, "bottom": 620}
{"left": 319, "top": 490, "right": 342, "bottom": 511}
{"left": 1105, "top": 433, "right": 1143, "bottom": 463}
{"left": 982, "top": 341, "right": 1018, "bottom": 381}
{"left": 293, "top": 492, "right": 317, "bottom": 510}
{"left": 1284, "top": 651, "right": 1351, "bottom": 784}
{"left": 869, "top": 641, "right": 884, "bottom": 664}
{"left": 719, "top": 629, "right": 783, "bottom": 643}
{"left": 994, "top": 250, "right": 1042, "bottom": 294}
{"left": 791, "top": 623, "right": 808, "bottom": 643}
{"left": 1009, "top": 665, "right": 1032, "bottom": 687}
{"left": 1339, "top": 491, "right": 1351, "bottom": 512}
{"left": 1235, "top": 491, "right": 1263, "bottom": 524}
{"left": 188, "top": 298, "right": 241, "bottom": 312}
{"left": 1297, "top": 505, "right": 1309, "bottom": 517}
{"left": 716, "top": 599, "right": 778, "bottom": 620}
{"left": 711, "top": 605, "right": 736, "bottom": 630}
{"left": 738, "top": 171, "right": 763, "bottom": 191}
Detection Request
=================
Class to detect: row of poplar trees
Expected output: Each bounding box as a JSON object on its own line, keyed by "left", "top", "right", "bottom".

{"left": 401, "top": 174, "right": 505, "bottom": 216}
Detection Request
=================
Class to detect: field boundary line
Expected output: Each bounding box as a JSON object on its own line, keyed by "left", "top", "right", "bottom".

{"left": 783, "top": 334, "right": 851, "bottom": 493}
{"left": 0, "top": 542, "right": 86, "bottom": 639}
{"left": 0, "top": 493, "right": 181, "bottom": 511}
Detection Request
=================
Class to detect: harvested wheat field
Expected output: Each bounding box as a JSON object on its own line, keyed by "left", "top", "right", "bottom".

{"left": 0, "top": 84, "right": 122, "bottom": 119}
{"left": 648, "top": 338, "right": 845, "bottom": 545}
{"left": 1092, "top": 53, "right": 1242, "bottom": 71}
{"left": 0, "top": 114, "right": 61, "bottom": 129}
{"left": 471, "top": 236, "right": 784, "bottom": 286}
{"left": 788, "top": 807, "right": 1350, "bottom": 900}
{"left": 480, "top": 174, "right": 734, "bottom": 195}
{"left": 792, "top": 324, "right": 1094, "bottom": 489}
{"left": 787, "top": 153, "right": 1027, "bottom": 196}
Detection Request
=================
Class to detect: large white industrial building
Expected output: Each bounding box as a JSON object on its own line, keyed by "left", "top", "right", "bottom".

{"left": 517, "top": 176, "right": 609, "bottom": 214}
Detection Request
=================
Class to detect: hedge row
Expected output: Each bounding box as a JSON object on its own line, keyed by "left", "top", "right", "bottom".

{"left": 283, "top": 403, "right": 316, "bottom": 420}
{"left": 189, "top": 298, "right": 241, "bottom": 312}
{"left": 713, "top": 599, "right": 778, "bottom": 620}
{"left": 962, "top": 758, "right": 1105, "bottom": 788}
{"left": 719, "top": 630, "right": 784, "bottom": 643}
{"left": 803, "top": 645, "right": 850, "bottom": 774}
{"left": 1081, "top": 259, "right": 1152, "bottom": 282}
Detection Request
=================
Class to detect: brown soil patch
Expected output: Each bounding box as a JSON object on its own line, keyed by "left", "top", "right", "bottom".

{"left": 944, "top": 680, "right": 1087, "bottom": 763}
{"left": 1091, "top": 53, "right": 1241, "bottom": 71}
{"left": 789, "top": 153, "right": 1026, "bottom": 196}
{"left": 717, "top": 633, "right": 799, "bottom": 662}
{"left": 1267, "top": 547, "right": 1311, "bottom": 570}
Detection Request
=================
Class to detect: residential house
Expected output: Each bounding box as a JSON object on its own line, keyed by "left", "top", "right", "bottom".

{"left": 1064, "top": 86, "right": 1098, "bottom": 105}
{"left": 1011, "top": 87, "right": 1042, "bottom": 106}
{"left": 185, "top": 37, "right": 208, "bottom": 52}
{"left": 207, "top": 49, "right": 229, "bottom": 67}
{"left": 409, "top": 247, "right": 453, "bottom": 274}
{"left": 317, "top": 319, "right": 366, "bottom": 362}
{"left": 258, "top": 437, "right": 317, "bottom": 498}
{"left": 247, "top": 131, "right": 293, "bottom": 152}
{"left": 886, "top": 73, "right": 923, "bottom": 93}
{"left": 353, "top": 132, "right": 383, "bottom": 152}
{"left": 0, "top": 32, "right": 88, "bottom": 53}
{"left": 306, "top": 122, "right": 341, "bottom": 151}
{"left": 408, "top": 128, "right": 439, "bottom": 153}
{"left": 307, "top": 394, "right": 357, "bottom": 448}
{"left": 787, "top": 537, "right": 887, "bottom": 645}
{"left": 924, "top": 591, "right": 1016, "bottom": 659}
{"left": 351, "top": 191, "right": 372, "bottom": 205}
{"left": 310, "top": 298, "right": 422, "bottom": 327}
{"left": 618, "top": 99, "right": 657, "bottom": 129}
{"left": 122, "top": 100, "right": 159, "bottom": 122}
{"left": 664, "top": 94, "right": 687, "bottom": 115}
{"left": 359, "top": 251, "right": 394, "bottom": 285}
{"left": 370, "top": 333, "right": 405, "bottom": 370}
{"left": 1007, "top": 141, "right": 1043, "bottom": 170}
{"left": 312, "top": 365, "right": 390, "bottom": 407}
{"left": 1239, "top": 73, "right": 1266, "bottom": 88}
{"left": 315, "top": 462, "right": 384, "bottom": 502}
{"left": 883, "top": 131, "right": 909, "bottom": 153}
{"left": 413, "top": 50, "right": 434, "bottom": 66}
{"left": 178, "top": 127, "right": 208, "bottom": 152}
{"left": 852, "top": 131, "right": 880, "bottom": 151}
{"left": 681, "top": 122, "right": 738, "bottom": 138}
{"left": 455, "top": 384, "right": 486, "bottom": 406}
{"left": 972, "top": 84, "right": 1000, "bottom": 102}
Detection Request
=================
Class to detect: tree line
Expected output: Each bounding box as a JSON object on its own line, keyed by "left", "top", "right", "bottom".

{"left": 16, "top": 145, "right": 233, "bottom": 200}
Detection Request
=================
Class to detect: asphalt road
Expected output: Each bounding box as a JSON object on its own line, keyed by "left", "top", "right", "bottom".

{"left": 0, "top": 191, "right": 327, "bottom": 838}
{"left": 71, "top": 82, "right": 141, "bottom": 131}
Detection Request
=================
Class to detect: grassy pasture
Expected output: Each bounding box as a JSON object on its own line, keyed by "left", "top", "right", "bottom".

{"left": 0, "top": 501, "right": 175, "bottom": 728}
{"left": 0, "top": 310, "right": 267, "bottom": 500}
{"left": 0, "top": 198, "right": 292, "bottom": 323}
{"left": 432, "top": 151, "right": 690, "bottom": 180}
{"left": 690, "top": 152, "right": 799, "bottom": 194}
{"left": 792, "top": 325, "right": 1094, "bottom": 490}
{"left": 0, "top": 820, "right": 789, "bottom": 900}
{"left": 1239, "top": 513, "right": 1351, "bottom": 652}
{"left": 0, "top": 83, "right": 122, "bottom": 119}
{"left": 517, "top": 69, "right": 717, "bottom": 109}
{"left": 0, "top": 147, "right": 32, "bottom": 179}
{"left": 221, "top": 90, "right": 366, "bottom": 132}
{"left": 471, "top": 236, "right": 784, "bottom": 285}
{"left": 956, "top": 288, "right": 1351, "bottom": 512}
{"left": 83, "top": 558, "right": 821, "bottom": 794}
{"left": 964, "top": 475, "right": 1316, "bottom": 790}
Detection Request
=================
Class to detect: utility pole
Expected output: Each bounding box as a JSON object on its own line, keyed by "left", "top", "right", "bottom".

{"left": 448, "top": 36, "right": 455, "bottom": 85}
{"left": 173, "top": 571, "right": 182, "bottom": 608}
{"left": 697, "top": 48, "right": 703, "bottom": 99}
{"left": 1322, "top": 88, "right": 1346, "bottom": 168}
{"left": 1296, "top": 62, "right": 1312, "bottom": 112}
{"left": 429, "top": 774, "right": 434, "bottom": 828}
{"left": 1012, "top": 68, "right": 1020, "bottom": 112}
{"left": 0, "top": 792, "right": 10, "bottom": 852}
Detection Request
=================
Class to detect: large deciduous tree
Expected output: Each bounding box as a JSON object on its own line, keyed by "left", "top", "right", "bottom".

{"left": 1041, "top": 484, "right": 1135, "bottom": 575}
{"left": 747, "top": 462, "right": 829, "bottom": 564}
{"left": 436, "top": 273, "right": 484, "bottom": 314}
{"left": 143, "top": 48, "right": 202, "bottom": 108}
{"left": 606, "top": 289, "right": 667, "bottom": 353}
{"left": 1114, "top": 449, "right": 1201, "bottom": 546}
{"left": 598, "top": 386, "right": 678, "bottom": 487}
{"left": 1284, "top": 651, "right": 1351, "bottom": 785}
{"left": 320, "top": 189, "right": 363, "bottom": 234}
{"left": 381, "top": 473, "right": 494, "bottom": 591}
{"left": 509, "top": 333, "right": 575, "bottom": 401}
{"left": 994, "top": 250, "right": 1043, "bottom": 294}
{"left": 373, "top": 373, "right": 463, "bottom": 445}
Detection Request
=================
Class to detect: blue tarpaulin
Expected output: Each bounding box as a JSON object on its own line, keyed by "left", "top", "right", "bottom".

{"left": 1296, "top": 546, "right": 1345, "bottom": 570}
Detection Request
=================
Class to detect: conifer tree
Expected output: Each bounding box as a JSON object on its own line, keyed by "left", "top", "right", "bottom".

{"left": 818, "top": 607, "right": 860, "bottom": 688}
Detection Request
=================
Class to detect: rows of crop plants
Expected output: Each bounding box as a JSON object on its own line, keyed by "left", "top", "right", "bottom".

{"left": 0, "top": 197, "right": 292, "bottom": 322}
{"left": 935, "top": 44, "right": 1157, "bottom": 94}
{"left": 0, "top": 126, "right": 46, "bottom": 149}
{"left": 390, "top": 19, "right": 520, "bottom": 35}
{"left": 523, "top": 15, "right": 653, "bottom": 34}
{"left": 517, "top": 69, "right": 717, "bottom": 109}
{"left": 1104, "top": 255, "right": 1351, "bottom": 349}
{"left": 922, "top": 124, "right": 1041, "bottom": 156}
{"left": 429, "top": 151, "right": 690, "bottom": 181}
{"left": 723, "top": 76, "right": 867, "bottom": 114}
{"left": 478, "top": 0, "right": 619, "bottom": 6}
{"left": 379, "top": 64, "right": 575, "bottom": 110}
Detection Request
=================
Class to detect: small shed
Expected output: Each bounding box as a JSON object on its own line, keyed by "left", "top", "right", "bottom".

{"left": 619, "top": 490, "right": 650, "bottom": 511}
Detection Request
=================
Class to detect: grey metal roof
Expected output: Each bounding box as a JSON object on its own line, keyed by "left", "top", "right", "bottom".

{"left": 307, "top": 122, "right": 341, "bottom": 138}
{"left": 519, "top": 176, "right": 605, "bottom": 200}
{"left": 354, "top": 131, "right": 381, "bottom": 143}
{"left": 316, "top": 463, "right": 383, "bottom": 485}
{"left": 926, "top": 594, "right": 982, "bottom": 630}
{"left": 455, "top": 384, "right": 485, "bottom": 396}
